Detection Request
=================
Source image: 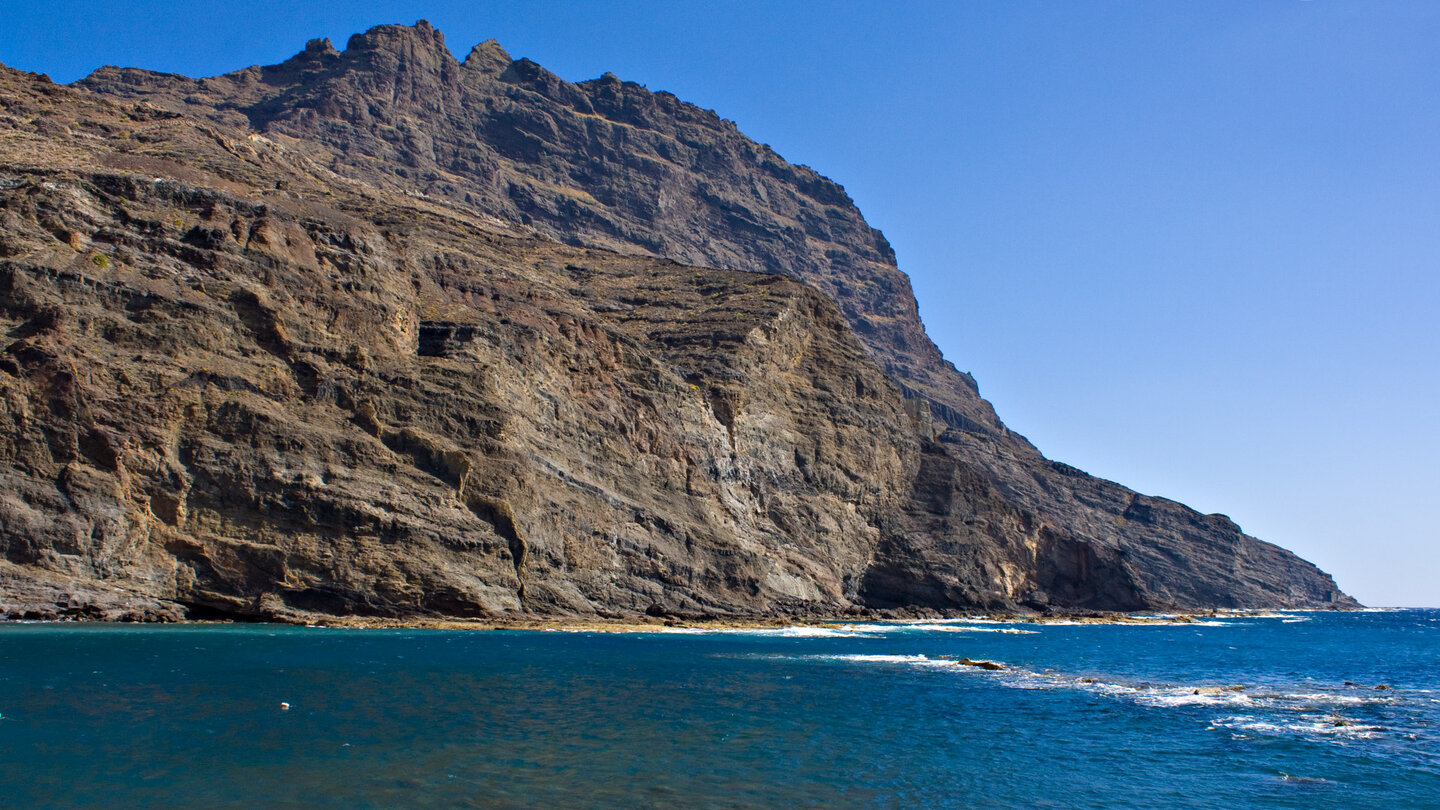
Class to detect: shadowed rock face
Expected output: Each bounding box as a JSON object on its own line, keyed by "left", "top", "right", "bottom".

{"left": 0, "top": 24, "right": 1353, "bottom": 620}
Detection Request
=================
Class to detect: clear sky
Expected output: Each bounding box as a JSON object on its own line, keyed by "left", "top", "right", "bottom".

{"left": 2, "top": 1, "right": 1435, "bottom": 606}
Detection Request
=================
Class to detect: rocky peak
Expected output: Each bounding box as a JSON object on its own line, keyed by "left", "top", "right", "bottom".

{"left": 343, "top": 20, "right": 450, "bottom": 60}
{"left": 303, "top": 37, "right": 338, "bottom": 56}
{"left": 339, "top": 21, "right": 462, "bottom": 94}
{"left": 463, "top": 39, "right": 512, "bottom": 75}
{"left": 497, "top": 57, "right": 572, "bottom": 99}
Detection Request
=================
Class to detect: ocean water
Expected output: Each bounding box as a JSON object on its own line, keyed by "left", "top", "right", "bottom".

{"left": 1, "top": 610, "right": 1436, "bottom": 808}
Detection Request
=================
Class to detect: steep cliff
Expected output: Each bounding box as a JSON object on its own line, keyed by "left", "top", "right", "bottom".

{"left": 0, "top": 24, "right": 1353, "bottom": 620}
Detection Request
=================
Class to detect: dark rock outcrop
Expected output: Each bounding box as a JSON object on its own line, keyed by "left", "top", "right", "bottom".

{"left": 0, "top": 24, "right": 1354, "bottom": 620}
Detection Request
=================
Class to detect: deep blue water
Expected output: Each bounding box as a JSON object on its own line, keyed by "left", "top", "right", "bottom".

{"left": 1, "top": 609, "right": 1437, "bottom": 808}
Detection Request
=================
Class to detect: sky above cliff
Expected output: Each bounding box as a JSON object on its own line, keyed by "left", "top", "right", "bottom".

{"left": 2, "top": 0, "right": 1435, "bottom": 607}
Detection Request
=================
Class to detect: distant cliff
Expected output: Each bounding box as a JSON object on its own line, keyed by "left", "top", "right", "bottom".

{"left": 0, "top": 23, "right": 1352, "bottom": 621}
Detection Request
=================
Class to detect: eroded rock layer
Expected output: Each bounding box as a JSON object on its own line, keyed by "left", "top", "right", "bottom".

{"left": 0, "top": 26, "right": 1353, "bottom": 620}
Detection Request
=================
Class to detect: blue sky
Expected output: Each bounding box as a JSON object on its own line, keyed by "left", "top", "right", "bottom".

{"left": 3, "top": 1, "right": 1436, "bottom": 606}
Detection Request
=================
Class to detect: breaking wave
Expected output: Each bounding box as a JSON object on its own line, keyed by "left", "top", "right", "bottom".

{"left": 840, "top": 622, "right": 1038, "bottom": 635}
{"left": 801, "top": 650, "right": 1409, "bottom": 745}
{"left": 656, "top": 625, "right": 879, "bottom": 638}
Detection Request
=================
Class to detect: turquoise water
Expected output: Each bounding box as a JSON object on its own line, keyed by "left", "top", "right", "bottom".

{"left": 1, "top": 610, "right": 1437, "bottom": 808}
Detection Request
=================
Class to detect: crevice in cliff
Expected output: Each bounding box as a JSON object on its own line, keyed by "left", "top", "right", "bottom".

{"left": 464, "top": 492, "right": 527, "bottom": 605}
{"left": 229, "top": 289, "right": 294, "bottom": 363}
{"left": 372, "top": 421, "right": 528, "bottom": 604}
{"left": 380, "top": 427, "right": 472, "bottom": 491}
{"left": 417, "top": 321, "right": 481, "bottom": 358}
{"left": 706, "top": 386, "right": 741, "bottom": 452}
{"left": 228, "top": 287, "right": 335, "bottom": 399}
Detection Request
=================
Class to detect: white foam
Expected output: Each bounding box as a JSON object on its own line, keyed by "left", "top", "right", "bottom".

{"left": 1209, "top": 714, "right": 1383, "bottom": 740}
{"left": 818, "top": 653, "right": 955, "bottom": 668}
{"left": 1135, "top": 688, "right": 1256, "bottom": 708}
{"left": 1020, "top": 620, "right": 1095, "bottom": 626}
{"left": 854, "top": 655, "right": 1398, "bottom": 727}
{"left": 769, "top": 641, "right": 1411, "bottom": 748}
{"left": 1011, "top": 618, "right": 1237, "bottom": 627}
{"left": 1273, "top": 692, "right": 1383, "bottom": 707}
{"left": 845, "top": 623, "right": 1038, "bottom": 635}
{"left": 891, "top": 618, "right": 980, "bottom": 624}
{"left": 753, "top": 627, "right": 879, "bottom": 638}
{"left": 944, "top": 618, "right": 1020, "bottom": 625}
{"left": 823, "top": 653, "right": 933, "bottom": 663}
{"left": 656, "top": 626, "right": 878, "bottom": 638}
{"left": 811, "top": 653, "right": 1007, "bottom": 673}
{"left": 1003, "top": 671, "right": 1403, "bottom": 744}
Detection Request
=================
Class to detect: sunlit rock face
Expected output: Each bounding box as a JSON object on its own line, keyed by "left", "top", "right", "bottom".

{"left": 0, "top": 26, "right": 1352, "bottom": 620}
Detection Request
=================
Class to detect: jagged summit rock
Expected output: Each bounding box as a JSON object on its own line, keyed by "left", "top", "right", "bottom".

{"left": 0, "top": 24, "right": 1355, "bottom": 621}
{"left": 463, "top": 39, "right": 512, "bottom": 74}
{"left": 303, "top": 38, "right": 338, "bottom": 57}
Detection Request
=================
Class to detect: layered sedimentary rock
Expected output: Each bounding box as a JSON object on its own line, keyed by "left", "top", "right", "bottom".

{"left": 0, "top": 24, "right": 1353, "bottom": 620}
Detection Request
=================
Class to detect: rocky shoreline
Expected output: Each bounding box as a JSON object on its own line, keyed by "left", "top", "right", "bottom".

{"left": 0, "top": 604, "right": 1353, "bottom": 632}
{"left": 305, "top": 607, "right": 1355, "bottom": 632}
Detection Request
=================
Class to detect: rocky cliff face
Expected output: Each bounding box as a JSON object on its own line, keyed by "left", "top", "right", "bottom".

{"left": 0, "top": 24, "right": 1353, "bottom": 620}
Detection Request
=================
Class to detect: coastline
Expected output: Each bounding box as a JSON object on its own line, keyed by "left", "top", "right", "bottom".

{"left": 0, "top": 606, "right": 1360, "bottom": 633}
{"left": 304, "top": 607, "right": 1353, "bottom": 632}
